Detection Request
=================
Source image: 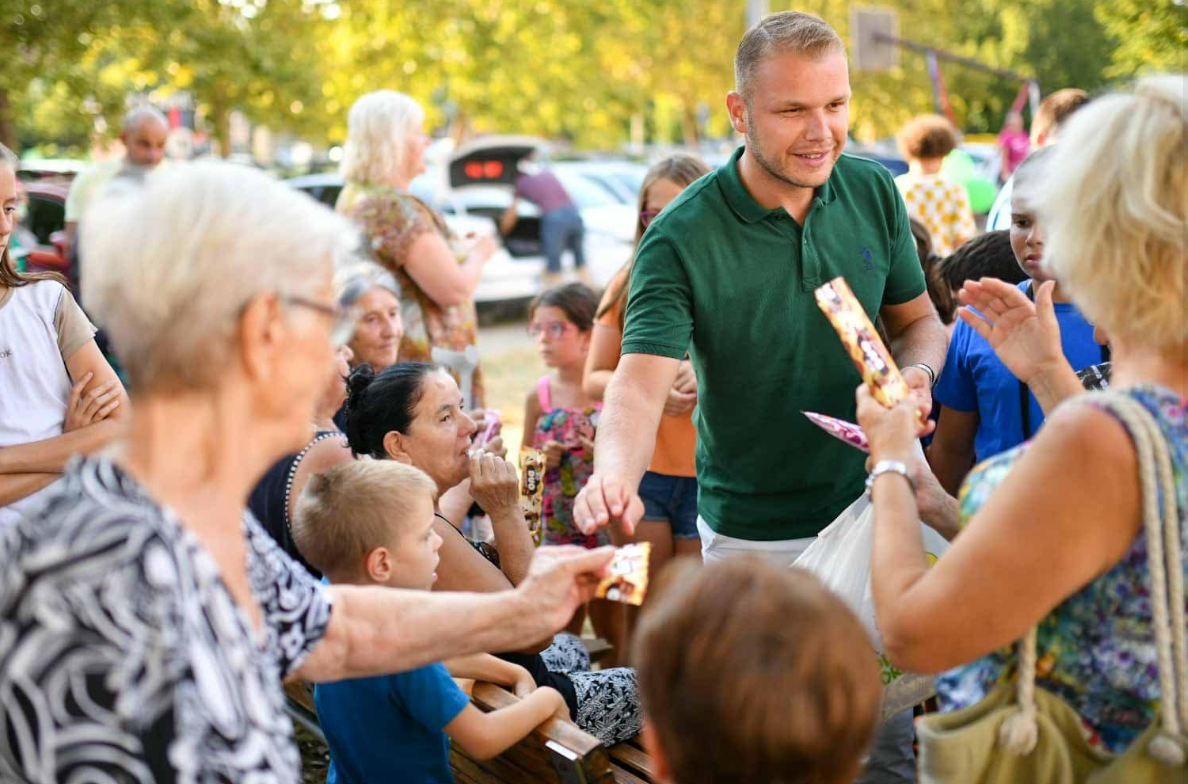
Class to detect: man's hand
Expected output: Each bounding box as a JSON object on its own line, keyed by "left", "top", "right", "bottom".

{"left": 518, "top": 545, "right": 614, "bottom": 634}
{"left": 900, "top": 366, "right": 934, "bottom": 424}
{"left": 469, "top": 454, "right": 519, "bottom": 517}
{"left": 958, "top": 278, "right": 1064, "bottom": 386}
{"left": 573, "top": 473, "right": 645, "bottom": 536}
{"left": 63, "top": 373, "right": 121, "bottom": 432}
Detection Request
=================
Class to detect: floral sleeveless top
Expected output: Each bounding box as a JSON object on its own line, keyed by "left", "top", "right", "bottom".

{"left": 531, "top": 377, "right": 608, "bottom": 548}
{"left": 936, "top": 385, "right": 1188, "bottom": 753}
{"left": 336, "top": 183, "right": 485, "bottom": 406}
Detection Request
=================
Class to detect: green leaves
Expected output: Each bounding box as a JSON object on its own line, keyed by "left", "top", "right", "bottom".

{"left": 0, "top": 0, "right": 1164, "bottom": 155}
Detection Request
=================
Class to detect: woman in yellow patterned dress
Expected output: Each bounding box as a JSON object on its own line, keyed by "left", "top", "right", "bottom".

{"left": 336, "top": 90, "right": 497, "bottom": 406}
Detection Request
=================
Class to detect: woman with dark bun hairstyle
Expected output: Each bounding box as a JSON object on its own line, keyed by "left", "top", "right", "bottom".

{"left": 344, "top": 361, "right": 643, "bottom": 745}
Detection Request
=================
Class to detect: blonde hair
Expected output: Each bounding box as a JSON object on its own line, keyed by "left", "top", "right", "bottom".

{"left": 735, "top": 11, "right": 844, "bottom": 101}
{"left": 340, "top": 90, "right": 426, "bottom": 186}
{"left": 79, "top": 162, "right": 356, "bottom": 390}
{"left": 1041, "top": 74, "right": 1187, "bottom": 349}
{"left": 292, "top": 459, "right": 438, "bottom": 581}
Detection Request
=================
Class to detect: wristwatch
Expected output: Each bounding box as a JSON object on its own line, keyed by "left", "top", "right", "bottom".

{"left": 865, "top": 460, "right": 916, "bottom": 494}
{"left": 902, "top": 362, "right": 937, "bottom": 389}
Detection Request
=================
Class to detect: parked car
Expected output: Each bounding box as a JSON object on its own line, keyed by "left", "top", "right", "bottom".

{"left": 551, "top": 160, "right": 647, "bottom": 204}
{"left": 285, "top": 171, "right": 548, "bottom": 305}
{"left": 13, "top": 181, "right": 71, "bottom": 280}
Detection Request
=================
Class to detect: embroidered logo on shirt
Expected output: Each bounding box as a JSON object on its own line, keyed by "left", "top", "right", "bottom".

{"left": 862, "top": 247, "right": 875, "bottom": 271}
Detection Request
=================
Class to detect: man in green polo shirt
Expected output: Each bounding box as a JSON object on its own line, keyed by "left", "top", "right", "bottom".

{"left": 575, "top": 12, "right": 946, "bottom": 782}
{"left": 575, "top": 11, "right": 945, "bottom": 561}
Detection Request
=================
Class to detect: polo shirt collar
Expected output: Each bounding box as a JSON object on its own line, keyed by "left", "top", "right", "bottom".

{"left": 718, "top": 145, "right": 838, "bottom": 223}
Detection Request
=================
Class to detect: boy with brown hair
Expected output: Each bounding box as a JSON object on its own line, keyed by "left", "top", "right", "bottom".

{"left": 292, "top": 460, "right": 569, "bottom": 784}
{"left": 632, "top": 557, "right": 883, "bottom": 784}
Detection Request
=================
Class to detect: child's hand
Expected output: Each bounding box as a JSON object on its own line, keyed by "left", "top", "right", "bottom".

{"left": 512, "top": 668, "right": 537, "bottom": 698}
{"left": 542, "top": 440, "right": 565, "bottom": 470}
{"left": 536, "top": 686, "right": 570, "bottom": 722}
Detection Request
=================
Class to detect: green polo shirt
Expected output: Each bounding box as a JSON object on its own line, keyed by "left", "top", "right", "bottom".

{"left": 622, "top": 146, "right": 925, "bottom": 541}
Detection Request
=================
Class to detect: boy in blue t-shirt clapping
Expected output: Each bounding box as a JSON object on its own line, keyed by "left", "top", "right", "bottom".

{"left": 292, "top": 460, "right": 569, "bottom": 784}
{"left": 929, "top": 147, "right": 1108, "bottom": 494}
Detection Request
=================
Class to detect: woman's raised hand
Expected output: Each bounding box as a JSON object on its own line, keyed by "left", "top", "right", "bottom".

{"left": 958, "top": 278, "right": 1063, "bottom": 385}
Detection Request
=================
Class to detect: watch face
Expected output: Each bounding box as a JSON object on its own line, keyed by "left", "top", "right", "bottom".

{"left": 803, "top": 411, "right": 870, "bottom": 453}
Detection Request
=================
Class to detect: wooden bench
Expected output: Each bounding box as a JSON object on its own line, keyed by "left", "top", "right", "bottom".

{"left": 450, "top": 681, "right": 656, "bottom": 784}
{"left": 283, "top": 638, "right": 653, "bottom": 783}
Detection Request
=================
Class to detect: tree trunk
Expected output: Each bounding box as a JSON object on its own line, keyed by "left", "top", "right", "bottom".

{"left": 0, "top": 87, "right": 16, "bottom": 151}
{"left": 680, "top": 101, "right": 700, "bottom": 148}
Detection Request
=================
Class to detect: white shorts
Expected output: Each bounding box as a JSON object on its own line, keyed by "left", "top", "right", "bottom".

{"left": 696, "top": 516, "right": 817, "bottom": 567}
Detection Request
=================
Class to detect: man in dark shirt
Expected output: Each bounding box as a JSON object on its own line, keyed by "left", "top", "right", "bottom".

{"left": 500, "top": 155, "right": 585, "bottom": 285}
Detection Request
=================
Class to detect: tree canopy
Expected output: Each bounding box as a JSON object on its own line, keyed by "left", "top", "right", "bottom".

{"left": 0, "top": 0, "right": 1171, "bottom": 157}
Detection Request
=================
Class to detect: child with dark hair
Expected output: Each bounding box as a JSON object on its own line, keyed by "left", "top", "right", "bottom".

{"left": 929, "top": 148, "right": 1106, "bottom": 494}
{"left": 634, "top": 557, "right": 883, "bottom": 784}
{"left": 895, "top": 115, "right": 977, "bottom": 257}
{"left": 522, "top": 282, "right": 621, "bottom": 644}
{"left": 938, "top": 230, "right": 1027, "bottom": 294}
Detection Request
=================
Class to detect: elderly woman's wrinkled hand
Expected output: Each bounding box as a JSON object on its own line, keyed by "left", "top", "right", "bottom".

{"left": 855, "top": 385, "right": 931, "bottom": 463}
{"left": 469, "top": 453, "right": 518, "bottom": 515}
{"left": 520, "top": 545, "right": 615, "bottom": 634}
{"left": 958, "top": 277, "right": 1064, "bottom": 385}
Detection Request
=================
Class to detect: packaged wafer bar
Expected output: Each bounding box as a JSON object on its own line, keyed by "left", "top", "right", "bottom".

{"left": 595, "top": 542, "right": 651, "bottom": 605}
{"left": 519, "top": 447, "right": 545, "bottom": 545}
{"left": 803, "top": 410, "right": 870, "bottom": 453}
{"left": 814, "top": 277, "right": 922, "bottom": 423}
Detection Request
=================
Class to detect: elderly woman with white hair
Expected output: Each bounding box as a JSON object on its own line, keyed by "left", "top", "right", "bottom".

{"left": 338, "top": 90, "right": 497, "bottom": 407}
{"left": 0, "top": 163, "right": 613, "bottom": 782}
{"left": 858, "top": 74, "right": 1187, "bottom": 764}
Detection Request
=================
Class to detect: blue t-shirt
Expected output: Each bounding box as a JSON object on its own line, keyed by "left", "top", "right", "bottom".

{"left": 934, "top": 280, "right": 1105, "bottom": 461}
{"left": 315, "top": 662, "right": 470, "bottom": 784}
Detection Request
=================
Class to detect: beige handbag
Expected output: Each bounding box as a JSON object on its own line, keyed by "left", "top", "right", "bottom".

{"left": 916, "top": 391, "right": 1188, "bottom": 784}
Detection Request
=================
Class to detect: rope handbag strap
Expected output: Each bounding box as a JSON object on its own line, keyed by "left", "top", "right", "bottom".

{"left": 998, "top": 391, "right": 1187, "bottom": 765}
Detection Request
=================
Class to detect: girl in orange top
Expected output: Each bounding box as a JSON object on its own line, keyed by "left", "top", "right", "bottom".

{"left": 584, "top": 154, "right": 711, "bottom": 620}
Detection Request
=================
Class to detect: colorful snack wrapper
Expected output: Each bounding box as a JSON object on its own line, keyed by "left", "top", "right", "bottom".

{"left": 479, "top": 409, "right": 501, "bottom": 446}
{"left": 519, "top": 447, "right": 545, "bottom": 545}
{"left": 814, "top": 277, "right": 922, "bottom": 424}
{"left": 595, "top": 542, "right": 651, "bottom": 605}
{"left": 803, "top": 411, "right": 870, "bottom": 453}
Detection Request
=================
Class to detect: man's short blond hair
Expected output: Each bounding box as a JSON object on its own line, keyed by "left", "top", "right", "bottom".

{"left": 1041, "top": 74, "right": 1186, "bottom": 350}
{"left": 735, "top": 11, "right": 844, "bottom": 101}
{"left": 339, "top": 90, "right": 425, "bottom": 186}
{"left": 292, "top": 460, "right": 438, "bottom": 581}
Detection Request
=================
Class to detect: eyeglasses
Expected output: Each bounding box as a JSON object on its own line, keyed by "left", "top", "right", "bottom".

{"left": 284, "top": 295, "right": 361, "bottom": 347}
{"left": 527, "top": 321, "right": 574, "bottom": 340}
{"left": 640, "top": 210, "right": 661, "bottom": 228}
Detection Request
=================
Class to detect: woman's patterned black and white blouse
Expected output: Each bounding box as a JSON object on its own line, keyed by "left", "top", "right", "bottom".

{"left": 0, "top": 456, "right": 334, "bottom": 783}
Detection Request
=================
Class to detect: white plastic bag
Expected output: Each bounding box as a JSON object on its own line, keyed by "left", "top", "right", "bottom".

{"left": 793, "top": 490, "right": 951, "bottom": 718}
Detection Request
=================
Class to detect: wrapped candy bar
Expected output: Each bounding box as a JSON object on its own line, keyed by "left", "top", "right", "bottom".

{"left": 519, "top": 447, "right": 545, "bottom": 546}
{"left": 596, "top": 542, "right": 651, "bottom": 605}
{"left": 814, "top": 277, "right": 923, "bottom": 425}
{"left": 803, "top": 410, "right": 870, "bottom": 453}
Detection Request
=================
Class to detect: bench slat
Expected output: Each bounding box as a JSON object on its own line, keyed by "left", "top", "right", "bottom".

{"left": 610, "top": 762, "right": 652, "bottom": 784}
{"left": 609, "top": 742, "right": 655, "bottom": 778}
